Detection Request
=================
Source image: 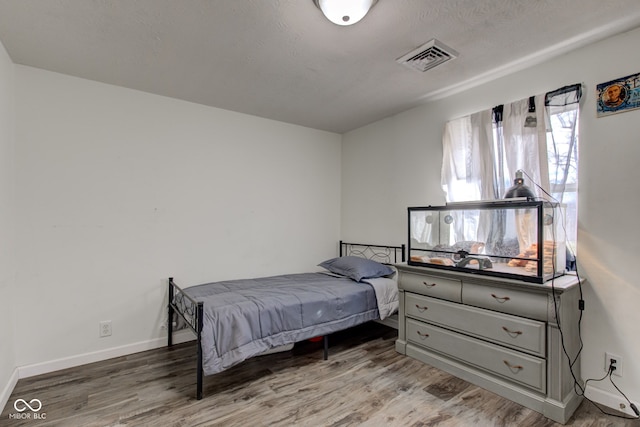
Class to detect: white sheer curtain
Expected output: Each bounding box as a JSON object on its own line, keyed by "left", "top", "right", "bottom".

{"left": 441, "top": 84, "right": 581, "bottom": 257}
{"left": 501, "top": 95, "right": 549, "bottom": 197}
{"left": 441, "top": 110, "right": 493, "bottom": 202}
{"left": 544, "top": 85, "right": 581, "bottom": 259}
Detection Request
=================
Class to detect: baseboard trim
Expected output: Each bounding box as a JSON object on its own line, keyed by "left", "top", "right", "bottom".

{"left": 374, "top": 314, "right": 398, "bottom": 330}
{"left": 18, "top": 330, "right": 195, "bottom": 380}
{"left": 585, "top": 383, "right": 639, "bottom": 417}
{"left": 0, "top": 367, "right": 19, "bottom": 414}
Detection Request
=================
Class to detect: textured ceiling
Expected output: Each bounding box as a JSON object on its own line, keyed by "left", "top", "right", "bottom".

{"left": 1, "top": 0, "right": 640, "bottom": 133}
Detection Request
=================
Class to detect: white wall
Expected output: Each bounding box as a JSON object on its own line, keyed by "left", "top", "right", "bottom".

{"left": 13, "top": 66, "right": 342, "bottom": 370}
{"left": 0, "top": 39, "right": 17, "bottom": 409}
{"left": 342, "top": 27, "right": 640, "bottom": 412}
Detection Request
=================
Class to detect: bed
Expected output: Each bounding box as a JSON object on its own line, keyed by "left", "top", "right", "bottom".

{"left": 167, "top": 241, "right": 405, "bottom": 399}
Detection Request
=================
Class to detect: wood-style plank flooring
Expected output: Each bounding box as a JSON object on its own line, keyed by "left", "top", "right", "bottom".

{"left": 1, "top": 323, "right": 635, "bottom": 426}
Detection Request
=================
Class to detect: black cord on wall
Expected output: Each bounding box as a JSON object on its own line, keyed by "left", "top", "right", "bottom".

{"left": 523, "top": 170, "right": 639, "bottom": 420}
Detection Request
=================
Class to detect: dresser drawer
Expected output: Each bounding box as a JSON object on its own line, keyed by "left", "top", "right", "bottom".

{"left": 405, "top": 293, "right": 546, "bottom": 357}
{"left": 399, "top": 272, "right": 461, "bottom": 302}
{"left": 463, "top": 282, "right": 548, "bottom": 321}
{"left": 406, "top": 319, "right": 546, "bottom": 393}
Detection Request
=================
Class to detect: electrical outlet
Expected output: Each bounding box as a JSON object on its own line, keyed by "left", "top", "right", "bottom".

{"left": 99, "top": 320, "right": 112, "bottom": 338}
{"left": 605, "top": 352, "right": 622, "bottom": 377}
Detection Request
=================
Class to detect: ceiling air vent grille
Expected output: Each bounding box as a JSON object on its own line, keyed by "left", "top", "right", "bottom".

{"left": 396, "top": 39, "right": 458, "bottom": 72}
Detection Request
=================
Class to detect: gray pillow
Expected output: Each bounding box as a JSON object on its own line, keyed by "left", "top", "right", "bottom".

{"left": 318, "top": 256, "right": 394, "bottom": 282}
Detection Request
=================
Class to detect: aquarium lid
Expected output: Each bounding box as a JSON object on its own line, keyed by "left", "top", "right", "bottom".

{"left": 445, "top": 197, "right": 529, "bottom": 206}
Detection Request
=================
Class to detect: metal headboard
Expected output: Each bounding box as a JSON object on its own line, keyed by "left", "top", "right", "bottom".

{"left": 339, "top": 240, "right": 406, "bottom": 263}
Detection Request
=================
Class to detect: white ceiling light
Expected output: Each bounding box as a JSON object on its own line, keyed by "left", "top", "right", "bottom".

{"left": 313, "top": 0, "right": 378, "bottom": 26}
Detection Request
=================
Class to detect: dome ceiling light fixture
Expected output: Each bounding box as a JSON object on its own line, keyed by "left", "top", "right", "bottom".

{"left": 313, "top": 0, "right": 378, "bottom": 26}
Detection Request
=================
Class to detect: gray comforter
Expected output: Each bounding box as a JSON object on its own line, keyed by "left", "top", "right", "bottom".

{"left": 183, "top": 272, "right": 380, "bottom": 375}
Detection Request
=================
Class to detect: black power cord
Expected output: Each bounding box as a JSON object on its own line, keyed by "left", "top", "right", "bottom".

{"left": 596, "top": 361, "right": 640, "bottom": 418}
{"left": 522, "top": 170, "right": 639, "bottom": 421}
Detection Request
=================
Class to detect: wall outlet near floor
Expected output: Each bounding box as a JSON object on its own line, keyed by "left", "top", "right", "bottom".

{"left": 605, "top": 352, "right": 622, "bottom": 377}
{"left": 99, "top": 320, "right": 112, "bottom": 338}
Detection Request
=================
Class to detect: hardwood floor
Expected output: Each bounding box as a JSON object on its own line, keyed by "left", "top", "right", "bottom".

{"left": 1, "top": 323, "right": 635, "bottom": 426}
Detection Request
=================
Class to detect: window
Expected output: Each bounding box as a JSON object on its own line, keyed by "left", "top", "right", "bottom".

{"left": 441, "top": 84, "right": 581, "bottom": 261}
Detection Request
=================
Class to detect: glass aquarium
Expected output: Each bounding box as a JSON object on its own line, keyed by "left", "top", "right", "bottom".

{"left": 408, "top": 200, "right": 566, "bottom": 283}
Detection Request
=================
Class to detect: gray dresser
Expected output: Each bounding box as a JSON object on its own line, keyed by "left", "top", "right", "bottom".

{"left": 395, "top": 263, "right": 583, "bottom": 424}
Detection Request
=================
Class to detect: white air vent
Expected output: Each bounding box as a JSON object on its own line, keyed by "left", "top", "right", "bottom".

{"left": 396, "top": 39, "right": 458, "bottom": 72}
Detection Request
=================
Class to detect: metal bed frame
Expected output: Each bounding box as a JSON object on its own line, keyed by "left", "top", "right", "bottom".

{"left": 167, "top": 241, "right": 405, "bottom": 400}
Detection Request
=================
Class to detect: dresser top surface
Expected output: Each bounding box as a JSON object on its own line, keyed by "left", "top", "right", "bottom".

{"left": 395, "top": 263, "right": 581, "bottom": 293}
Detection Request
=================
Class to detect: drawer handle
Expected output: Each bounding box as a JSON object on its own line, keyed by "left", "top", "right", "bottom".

{"left": 416, "top": 330, "right": 429, "bottom": 339}
{"left": 422, "top": 281, "right": 436, "bottom": 287}
{"left": 503, "top": 360, "right": 524, "bottom": 373}
{"left": 491, "top": 293, "right": 511, "bottom": 303}
{"left": 502, "top": 326, "right": 523, "bottom": 337}
{"left": 415, "top": 304, "right": 429, "bottom": 312}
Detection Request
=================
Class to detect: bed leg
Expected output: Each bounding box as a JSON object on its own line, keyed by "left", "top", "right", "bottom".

{"left": 196, "top": 340, "right": 203, "bottom": 400}
{"left": 168, "top": 277, "right": 174, "bottom": 347}
{"left": 323, "top": 335, "right": 329, "bottom": 360}
{"left": 196, "top": 301, "right": 204, "bottom": 400}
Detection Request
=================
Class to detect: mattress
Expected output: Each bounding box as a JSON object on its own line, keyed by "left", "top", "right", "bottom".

{"left": 182, "top": 272, "right": 382, "bottom": 375}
